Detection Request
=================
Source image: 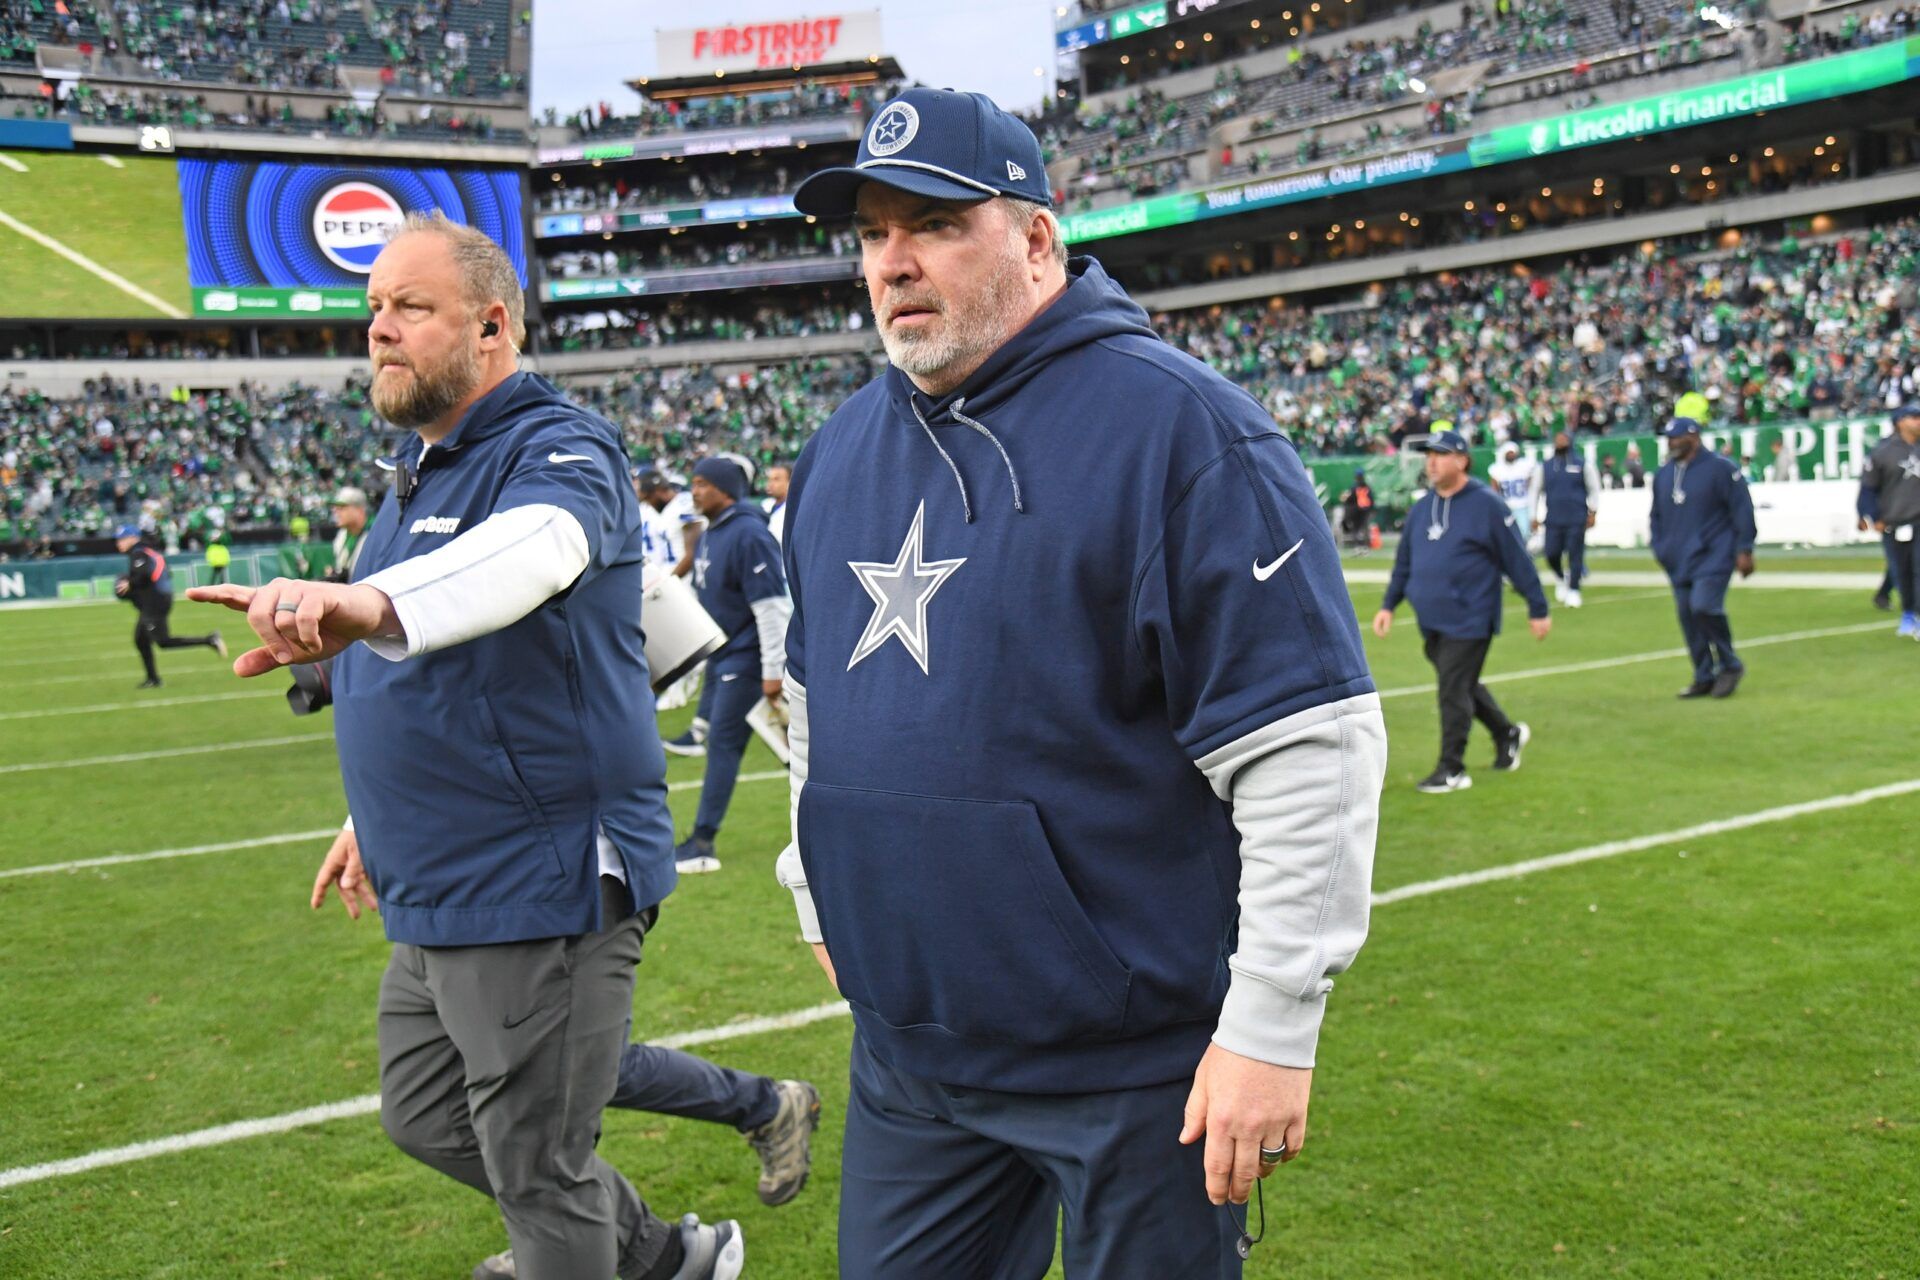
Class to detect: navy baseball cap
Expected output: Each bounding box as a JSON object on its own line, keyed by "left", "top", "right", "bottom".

{"left": 114, "top": 524, "right": 141, "bottom": 540}
{"left": 1665, "top": 416, "right": 1704, "bottom": 438}
{"left": 1419, "top": 429, "right": 1471, "bottom": 455}
{"left": 793, "top": 87, "right": 1052, "bottom": 217}
{"left": 1893, "top": 402, "right": 1920, "bottom": 421}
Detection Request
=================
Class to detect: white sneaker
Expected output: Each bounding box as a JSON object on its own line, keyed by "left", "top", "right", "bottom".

{"left": 1567, "top": 588, "right": 1583, "bottom": 608}
{"left": 1553, "top": 577, "right": 1567, "bottom": 603}
{"left": 676, "top": 855, "right": 722, "bottom": 874}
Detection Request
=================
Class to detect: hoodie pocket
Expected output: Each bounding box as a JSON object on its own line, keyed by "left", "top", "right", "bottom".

{"left": 799, "top": 782, "right": 1131, "bottom": 1045}
{"left": 476, "top": 695, "right": 566, "bottom": 881}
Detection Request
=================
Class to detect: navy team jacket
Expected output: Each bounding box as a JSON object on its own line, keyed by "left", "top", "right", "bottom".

{"left": 1650, "top": 450, "right": 1756, "bottom": 584}
{"left": 1384, "top": 479, "right": 1550, "bottom": 639}
{"left": 782, "top": 258, "right": 1375, "bottom": 1093}
{"left": 333, "top": 372, "right": 675, "bottom": 946}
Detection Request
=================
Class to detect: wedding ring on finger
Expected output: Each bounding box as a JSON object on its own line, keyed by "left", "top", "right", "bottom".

{"left": 1258, "top": 1142, "right": 1287, "bottom": 1166}
{"left": 275, "top": 601, "right": 301, "bottom": 613}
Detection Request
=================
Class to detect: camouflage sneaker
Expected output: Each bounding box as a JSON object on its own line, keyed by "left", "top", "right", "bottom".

{"left": 745, "top": 1079, "right": 821, "bottom": 1206}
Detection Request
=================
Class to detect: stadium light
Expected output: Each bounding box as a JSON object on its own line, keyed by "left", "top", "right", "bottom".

{"left": 1825, "top": 136, "right": 1836, "bottom": 145}
{"left": 1669, "top": 164, "right": 1681, "bottom": 174}
{"left": 1251, "top": 18, "right": 1260, "bottom": 27}
{"left": 1541, "top": 187, "right": 1551, "bottom": 196}
{"left": 1354, "top": 219, "right": 1365, "bottom": 229}
{"left": 1763, "top": 147, "right": 1774, "bottom": 157}
{"left": 1204, "top": 33, "right": 1213, "bottom": 41}
{"left": 1409, "top": 217, "right": 1420, "bottom": 226}
{"left": 1814, "top": 146, "right": 1824, "bottom": 156}
{"left": 1121, "top": 54, "right": 1130, "bottom": 63}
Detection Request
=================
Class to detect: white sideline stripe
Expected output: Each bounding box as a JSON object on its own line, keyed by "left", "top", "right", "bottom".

{"left": 0, "top": 206, "right": 177, "bottom": 316}
{"left": 0, "top": 830, "right": 342, "bottom": 879}
{"left": 0, "top": 690, "right": 270, "bottom": 721}
{"left": 0, "top": 771, "right": 789, "bottom": 877}
{"left": 0, "top": 208, "right": 188, "bottom": 319}
{"left": 1374, "top": 621, "right": 1887, "bottom": 698}
{"left": 0, "top": 733, "right": 331, "bottom": 774}
{"left": 3, "top": 667, "right": 230, "bottom": 689}
{"left": 1345, "top": 566, "right": 1883, "bottom": 590}
{"left": 98, "top": 154, "right": 125, "bottom": 169}
{"left": 1372, "top": 777, "right": 1920, "bottom": 905}
{"left": 0, "top": 648, "right": 175, "bottom": 668}
{"left": 9, "top": 773, "right": 1916, "bottom": 1189}
{"left": 0, "top": 1001, "right": 852, "bottom": 1190}
{"left": 0, "top": 153, "right": 26, "bottom": 172}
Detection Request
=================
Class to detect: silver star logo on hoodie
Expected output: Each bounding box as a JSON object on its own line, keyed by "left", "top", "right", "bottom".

{"left": 846, "top": 502, "right": 965, "bottom": 675}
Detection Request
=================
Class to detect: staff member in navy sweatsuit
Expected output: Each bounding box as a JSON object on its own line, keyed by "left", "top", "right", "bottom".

{"left": 778, "top": 88, "right": 1387, "bottom": 1278}
{"left": 1857, "top": 402, "right": 1920, "bottom": 638}
{"left": 189, "top": 213, "right": 742, "bottom": 1280}
{"left": 1650, "top": 415, "right": 1757, "bottom": 698}
{"left": 1374, "top": 430, "right": 1551, "bottom": 794}
{"left": 1528, "top": 431, "right": 1600, "bottom": 607}
{"left": 675, "top": 454, "right": 790, "bottom": 872}
{"left": 113, "top": 524, "right": 225, "bottom": 686}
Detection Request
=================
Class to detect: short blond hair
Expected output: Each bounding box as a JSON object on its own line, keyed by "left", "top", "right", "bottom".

{"left": 394, "top": 210, "right": 526, "bottom": 348}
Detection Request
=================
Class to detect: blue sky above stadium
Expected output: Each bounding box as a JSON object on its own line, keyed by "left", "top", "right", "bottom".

{"left": 532, "top": 0, "right": 1057, "bottom": 121}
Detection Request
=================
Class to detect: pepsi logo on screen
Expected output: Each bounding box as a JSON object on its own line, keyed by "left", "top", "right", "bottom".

{"left": 313, "top": 182, "right": 408, "bottom": 273}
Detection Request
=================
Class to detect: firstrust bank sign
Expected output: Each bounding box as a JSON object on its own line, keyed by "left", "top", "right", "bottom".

{"left": 656, "top": 11, "right": 884, "bottom": 77}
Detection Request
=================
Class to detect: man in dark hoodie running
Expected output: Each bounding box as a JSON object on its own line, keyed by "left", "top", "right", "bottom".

{"left": 777, "top": 88, "right": 1387, "bottom": 1278}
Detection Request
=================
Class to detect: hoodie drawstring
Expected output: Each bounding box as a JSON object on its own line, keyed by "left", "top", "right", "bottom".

{"left": 910, "top": 397, "right": 975, "bottom": 524}
{"left": 951, "top": 398, "right": 1025, "bottom": 515}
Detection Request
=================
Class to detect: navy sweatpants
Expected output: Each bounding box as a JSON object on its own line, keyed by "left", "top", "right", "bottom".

{"left": 837, "top": 1031, "right": 1245, "bottom": 1280}
{"left": 1671, "top": 574, "right": 1743, "bottom": 685}
{"left": 691, "top": 665, "right": 764, "bottom": 841}
{"left": 1543, "top": 522, "right": 1588, "bottom": 589}
{"left": 609, "top": 1041, "right": 779, "bottom": 1131}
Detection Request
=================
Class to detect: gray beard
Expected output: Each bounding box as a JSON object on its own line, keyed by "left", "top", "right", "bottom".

{"left": 879, "top": 249, "right": 1028, "bottom": 383}
{"left": 372, "top": 345, "right": 482, "bottom": 429}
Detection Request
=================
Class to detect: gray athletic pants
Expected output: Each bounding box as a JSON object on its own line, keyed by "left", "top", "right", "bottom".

{"left": 376, "top": 876, "right": 672, "bottom": 1280}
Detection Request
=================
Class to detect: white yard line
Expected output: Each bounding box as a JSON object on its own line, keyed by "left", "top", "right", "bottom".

{"left": 98, "top": 154, "right": 125, "bottom": 169}
{"left": 0, "top": 690, "right": 270, "bottom": 721}
{"left": 0, "top": 648, "right": 174, "bottom": 669}
{"left": 0, "top": 208, "right": 188, "bottom": 320}
{"left": 1345, "top": 566, "right": 1882, "bottom": 590}
{"left": 0, "top": 733, "right": 332, "bottom": 775}
{"left": 1372, "top": 777, "right": 1920, "bottom": 905}
{"left": 5, "top": 774, "right": 1913, "bottom": 1189}
{"left": 1, "top": 667, "right": 230, "bottom": 690}
{"left": 0, "top": 1001, "right": 853, "bottom": 1190}
{"left": 0, "top": 771, "right": 789, "bottom": 877}
{"left": 0, "top": 153, "right": 27, "bottom": 172}
{"left": 1375, "top": 621, "right": 1888, "bottom": 699}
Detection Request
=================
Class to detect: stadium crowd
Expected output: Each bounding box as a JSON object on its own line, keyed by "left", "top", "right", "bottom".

{"left": 35, "top": 81, "right": 515, "bottom": 140}
{"left": 546, "top": 79, "right": 898, "bottom": 139}
{"left": 6, "top": 219, "right": 1918, "bottom": 544}
{"left": 544, "top": 225, "right": 859, "bottom": 280}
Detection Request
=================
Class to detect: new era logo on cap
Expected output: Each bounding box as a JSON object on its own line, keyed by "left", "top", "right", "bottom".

{"left": 793, "top": 87, "right": 1053, "bottom": 217}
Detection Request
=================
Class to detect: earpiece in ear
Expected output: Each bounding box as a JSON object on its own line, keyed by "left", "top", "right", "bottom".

{"left": 481, "top": 320, "right": 499, "bottom": 338}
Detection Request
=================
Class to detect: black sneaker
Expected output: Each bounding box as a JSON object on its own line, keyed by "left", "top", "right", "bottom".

{"left": 1494, "top": 722, "right": 1531, "bottom": 772}
{"left": 668, "top": 1214, "right": 745, "bottom": 1279}
{"left": 137, "top": 677, "right": 162, "bottom": 689}
{"left": 663, "top": 729, "right": 706, "bottom": 758}
{"left": 746, "top": 1079, "right": 822, "bottom": 1206}
{"left": 1416, "top": 769, "right": 1472, "bottom": 793}
{"left": 1872, "top": 592, "right": 1893, "bottom": 612}
{"left": 1676, "top": 681, "right": 1715, "bottom": 699}
{"left": 675, "top": 834, "right": 721, "bottom": 874}
{"left": 1710, "top": 668, "right": 1744, "bottom": 699}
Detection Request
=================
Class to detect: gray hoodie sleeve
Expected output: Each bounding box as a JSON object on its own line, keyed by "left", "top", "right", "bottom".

{"left": 1197, "top": 692, "right": 1386, "bottom": 1068}
{"left": 773, "top": 675, "right": 823, "bottom": 943}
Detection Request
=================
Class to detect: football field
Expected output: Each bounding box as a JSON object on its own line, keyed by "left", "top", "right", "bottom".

{"left": 1, "top": 563, "right": 1915, "bottom": 1278}
{"left": 0, "top": 151, "right": 193, "bottom": 320}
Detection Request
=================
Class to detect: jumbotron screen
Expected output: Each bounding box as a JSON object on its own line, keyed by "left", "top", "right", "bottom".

{"left": 178, "top": 159, "right": 526, "bottom": 319}
{"left": 0, "top": 151, "right": 522, "bottom": 322}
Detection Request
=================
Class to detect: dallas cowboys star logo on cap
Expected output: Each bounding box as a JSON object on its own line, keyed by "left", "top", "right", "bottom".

{"left": 846, "top": 501, "right": 964, "bottom": 674}
{"left": 866, "top": 101, "right": 919, "bottom": 157}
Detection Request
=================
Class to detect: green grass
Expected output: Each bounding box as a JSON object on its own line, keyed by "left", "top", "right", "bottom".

{"left": 1, "top": 566, "right": 1916, "bottom": 1278}
{"left": 0, "top": 151, "right": 192, "bottom": 319}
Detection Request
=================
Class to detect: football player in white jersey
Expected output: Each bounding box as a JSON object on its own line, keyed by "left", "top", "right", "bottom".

{"left": 1487, "top": 442, "right": 1539, "bottom": 550}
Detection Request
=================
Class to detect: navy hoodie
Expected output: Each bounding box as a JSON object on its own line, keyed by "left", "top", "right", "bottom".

{"left": 693, "top": 500, "right": 787, "bottom": 675}
{"left": 1383, "top": 479, "right": 1549, "bottom": 639}
{"left": 333, "top": 372, "right": 675, "bottom": 946}
{"left": 782, "top": 259, "right": 1375, "bottom": 1093}
{"left": 1649, "top": 449, "right": 1757, "bottom": 583}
